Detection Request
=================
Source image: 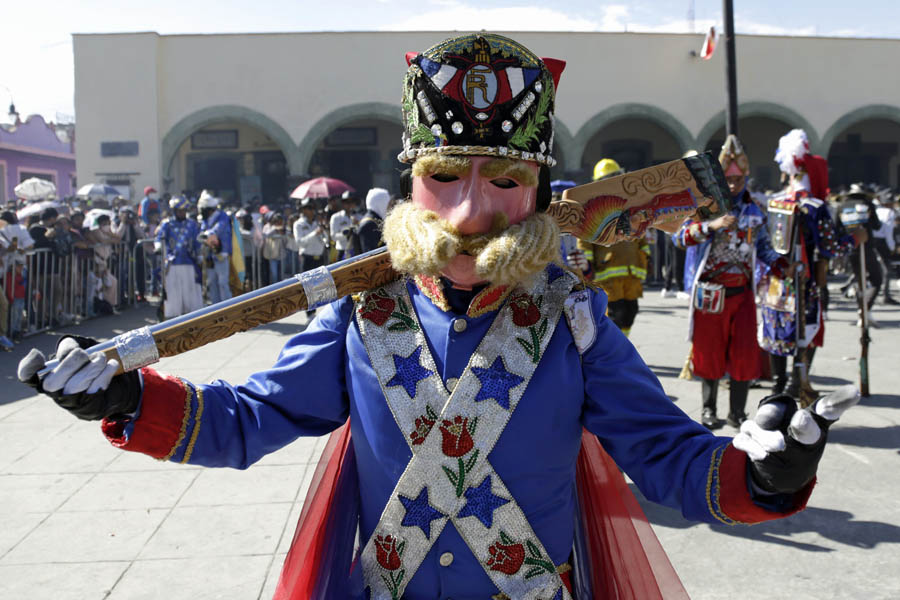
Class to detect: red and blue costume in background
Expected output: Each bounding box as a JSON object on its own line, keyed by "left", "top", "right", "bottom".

{"left": 676, "top": 193, "right": 785, "bottom": 381}
{"left": 759, "top": 192, "right": 856, "bottom": 356}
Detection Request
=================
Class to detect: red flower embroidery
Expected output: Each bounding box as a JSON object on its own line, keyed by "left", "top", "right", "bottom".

{"left": 375, "top": 535, "right": 402, "bottom": 571}
{"left": 409, "top": 415, "right": 436, "bottom": 446}
{"left": 487, "top": 540, "right": 525, "bottom": 575}
{"left": 509, "top": 293, "right": 541, "bottom": 327}
{"left": 359, "top": 290, "right": 396, "bottom": 326}
{"left": 440, "top": 415, "right": 474, "bottom": 457}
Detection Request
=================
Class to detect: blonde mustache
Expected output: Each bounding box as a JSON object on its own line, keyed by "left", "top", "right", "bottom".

{"left": 382, "top": 202, "right": 561, "bottom": 285}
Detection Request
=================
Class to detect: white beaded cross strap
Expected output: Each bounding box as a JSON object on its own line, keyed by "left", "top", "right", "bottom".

{"left": 355, "top": 267, "right": 576, "bottom": 600}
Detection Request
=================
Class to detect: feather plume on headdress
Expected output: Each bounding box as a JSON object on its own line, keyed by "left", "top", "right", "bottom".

{"left": 775, "top": 129, "right": 829, "bottom": 199}
{"left": 774, "top": 129, "right": 810, "bottom": 177}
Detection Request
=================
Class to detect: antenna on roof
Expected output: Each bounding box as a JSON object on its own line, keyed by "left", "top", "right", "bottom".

{"left": 688, "top": 0, "right": 696, "bottom": 33}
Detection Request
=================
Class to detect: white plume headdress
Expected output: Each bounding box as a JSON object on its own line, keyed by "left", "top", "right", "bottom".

{"left": 775, "top": 129, "right": 810, "bottom": 176}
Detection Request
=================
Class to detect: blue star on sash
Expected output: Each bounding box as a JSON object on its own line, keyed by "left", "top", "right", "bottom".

{"left": 546, "top": 263, "right": 565, "bottom": 283}
{"left": 457, "top": 475, "right": 509, "bottom": 529}
{"left": 399, "top": 487, "right": 446, "bottom": 539}
{"left": 386, "top": 346, "right": 434, "bottom": 399}
{"left": 472, "top": 356, "right": 524, "bottom": 410}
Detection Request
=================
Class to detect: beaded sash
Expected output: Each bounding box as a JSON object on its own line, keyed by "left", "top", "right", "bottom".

{"left": 355, "top": 267, "right": 576, "bottom": 600}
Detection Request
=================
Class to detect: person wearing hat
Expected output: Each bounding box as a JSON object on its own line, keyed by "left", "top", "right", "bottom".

{"left": 330, "top": 191, "right": 360, "bottom": 259}
{"left": 675, "top": 136, "right": 789, "bottom": 429}
{"left": 841, "top": 184, "right": 883, "bottom": 321}
{"left": 18, "top": 34, "right": 857, "bottom": 598}
{"left": 569, "top": 158, "right": 649, "bottom": 337}
{"left": 293, "top": 198, "right": 329, "bottom": 272}
{"left": 870, "top": 191, "right": 898, "bottom": 305}
{"left": 357, "top": 187, "right": 391, "bottom": 254}
{"left": 198, "top": 190, "right": 233, "bottom": 304}
{"left": 761, "top": 130, "right": 867, "bottom": 400}
{"left": 138, "top": 186, "right": 159, "bottom": 226}
{"left": 154, "top": 196, "right": 203, "bottom": 319}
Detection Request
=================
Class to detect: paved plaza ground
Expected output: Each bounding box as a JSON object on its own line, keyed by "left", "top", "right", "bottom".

{"left": 1, "top": 282, "right": 898, "bottom": 599}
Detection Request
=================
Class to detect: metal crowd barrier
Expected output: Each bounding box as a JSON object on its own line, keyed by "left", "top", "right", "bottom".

{"left": 11, "top": 241, "right": 154, "bottom": 338}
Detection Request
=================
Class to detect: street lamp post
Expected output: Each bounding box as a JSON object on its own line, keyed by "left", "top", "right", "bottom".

{"left": 723, "top": 0, "right": 739, "bottom": 137}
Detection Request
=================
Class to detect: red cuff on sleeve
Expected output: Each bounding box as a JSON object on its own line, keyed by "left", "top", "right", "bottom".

{"left": 712, "top": 444, "right": 815, "bottom": 525}
{"left": 101, "top": 368, "right": 191, "bottom": 460}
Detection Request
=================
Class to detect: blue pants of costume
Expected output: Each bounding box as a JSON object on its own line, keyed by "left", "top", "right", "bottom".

{"left": 207, "top": 257, "right": 231, "bottom": 304}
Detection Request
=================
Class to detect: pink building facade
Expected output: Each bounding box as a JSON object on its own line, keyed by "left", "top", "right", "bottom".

{"left": 0, "top": 114, "right": 76, "bottom": 204}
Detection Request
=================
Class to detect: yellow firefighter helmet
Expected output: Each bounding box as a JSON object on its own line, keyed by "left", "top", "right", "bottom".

{"left": 593, "top": 158, "right": 625, "bottom": 181}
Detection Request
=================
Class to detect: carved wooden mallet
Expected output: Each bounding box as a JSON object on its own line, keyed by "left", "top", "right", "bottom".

{"left": 39, "top": 152, "right": 727, "bottom": 376}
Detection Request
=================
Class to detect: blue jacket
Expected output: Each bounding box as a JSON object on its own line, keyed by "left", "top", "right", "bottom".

{"left": 155, "top": 218, "right": 201, "bottom": 266}
{"left": 202, "top": 210, "right": 232, "bottom": 255}
{"left": 106, "top": 272, "right": 802, "bottom": 598}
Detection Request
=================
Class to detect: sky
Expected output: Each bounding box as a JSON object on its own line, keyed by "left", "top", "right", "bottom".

{"left": 3, "top": 0, "right": 899, "bottom": 122}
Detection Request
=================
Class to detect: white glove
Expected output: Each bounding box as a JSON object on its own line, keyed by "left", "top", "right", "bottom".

{"left": 19, "top": 337, "right": 119, "bottom": 396}
{"left": 734, "top": 385, "right": 860, "bottom": 494}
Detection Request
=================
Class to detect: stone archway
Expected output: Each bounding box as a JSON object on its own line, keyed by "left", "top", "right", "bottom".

{"left": 552, "top": 117, "right": 576, "bottom": 177}
{"left": 160, "top": 105, "right": 302, "bottom": 185}
{"left": 296, "top": 103, "right": 403, "bottom": 176}
{"left": 695, "top": 102, "right": 820, "bottom": 154}
{"left": 821, "top": 104, "right": 900, "bottom": 157}
{"left": 822, "top": 105, "right": 900, "bottom": 188}
{"left": 572, "top": 103, "right": 695, "bottom": 169}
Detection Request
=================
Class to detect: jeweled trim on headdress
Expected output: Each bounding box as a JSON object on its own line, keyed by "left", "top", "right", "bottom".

{"left": 400, "top": 33, "right": 563, "bottom": 167}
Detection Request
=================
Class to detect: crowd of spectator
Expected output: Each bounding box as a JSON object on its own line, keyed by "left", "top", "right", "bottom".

{"left": 0, "top": 184, "right": 398, "bottom": 349}
{"left": 5, "top": 176, "right": 893, "bottom": 351}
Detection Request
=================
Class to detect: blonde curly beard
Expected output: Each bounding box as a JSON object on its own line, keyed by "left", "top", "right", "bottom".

{"left": 382, "top": 201, "right": 561, "bottom": 286}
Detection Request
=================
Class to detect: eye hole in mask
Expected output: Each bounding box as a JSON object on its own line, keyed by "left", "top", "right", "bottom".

{"left": 490, "top": 178, "right": 519, "bottom": 189}
{"left": 430, "top": 173, "right": 460, "bottom": 183}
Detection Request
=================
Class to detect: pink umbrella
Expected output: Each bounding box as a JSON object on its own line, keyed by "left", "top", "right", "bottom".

{"left": 290, "top": 177, "right": 355, "bottom": 200}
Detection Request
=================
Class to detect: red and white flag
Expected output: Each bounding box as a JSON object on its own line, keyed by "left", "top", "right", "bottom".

{"left": 700, "top": 26, "right": 717, "bottom": 60}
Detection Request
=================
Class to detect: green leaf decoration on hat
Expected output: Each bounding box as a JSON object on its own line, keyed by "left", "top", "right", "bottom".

{"left": 509, "top": 75, "right": 552, "bottom": 151}
{"left": 402, "top": 69, "right": 435, "bottom": 145}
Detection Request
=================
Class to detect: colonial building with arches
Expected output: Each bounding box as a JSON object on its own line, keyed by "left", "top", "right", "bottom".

{"left": 73, "top": 31, "right": 900, "bottom": 203}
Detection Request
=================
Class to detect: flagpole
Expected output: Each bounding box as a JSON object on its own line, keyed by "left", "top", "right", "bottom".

{"left": 723, "top": 0, "right": 739, "bottom": 136}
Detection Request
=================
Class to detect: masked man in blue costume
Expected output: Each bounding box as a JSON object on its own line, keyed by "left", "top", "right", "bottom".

{"left": 19, "top": 34, "right": 857, "bottom": 600}
{"left": 154, "top": 196, "right": 203, "bottom": 319}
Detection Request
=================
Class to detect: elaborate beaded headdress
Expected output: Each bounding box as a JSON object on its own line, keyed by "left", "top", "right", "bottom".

{"left": 399, "top": 33, "right": 565, "bottom": 167}
{"left": 719, "top": 134, "right": 751, "bottom": 178}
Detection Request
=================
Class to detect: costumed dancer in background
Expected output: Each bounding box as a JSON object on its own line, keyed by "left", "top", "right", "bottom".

{"left": 154, "top": 196, "right": 203, "bottom": 319}
{"left": 872, "top": 192, "right": 899, "bottom": 305}
{"left": 760, "top": 130, "right": 866, "bottom": 403}
{"left": 18, "top": 35, "right": 859, "bottom": 600}
{"left": 198, "top": 190, "right": 233, "bottom": 304}
{"left": 550, "top": 179, "right": 579, "bottom": 267}
{"left": 675, "top": 136, "right": 789, "bottom": 429}
{"left": 842, "top": 184, "right": 883, "bottom": 324}
{"left": 569, "top": 158, "right": 649, "bottom": 337}
{"left": 357, "top": 187, "right": 391, "bottom": 254}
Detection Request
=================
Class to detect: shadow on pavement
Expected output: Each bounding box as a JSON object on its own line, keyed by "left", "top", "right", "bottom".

{"left": 633, "top": 484, "right": 900, "bottom": 552}
{"left": 810, "top": 374, "right": 853, "bottom": 387}
{"left": 827, "top": 424, "right": 900, "bottom": 450}
{"left": 649, "top": 364, "right": 686, "bottom": 379}
{"left": 254, "top": 321, "right": 309, "bottom": 335}
{"left": 639, "top": 308, "right": 678, "bottom": 316}
{"left": 859, "top": 394, "right": 900, "bottom": 410}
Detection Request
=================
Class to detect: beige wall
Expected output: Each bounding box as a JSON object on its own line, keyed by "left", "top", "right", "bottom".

{"left": 74, "top": 32, "right": 161, "bottom": 199}
{"left": 74, "top": 30, "right": 900, "bottom": 195}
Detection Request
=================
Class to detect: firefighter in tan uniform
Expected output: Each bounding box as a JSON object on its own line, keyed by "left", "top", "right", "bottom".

{"left": 569, "top": 159, "right": 650, "bottom": 337}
